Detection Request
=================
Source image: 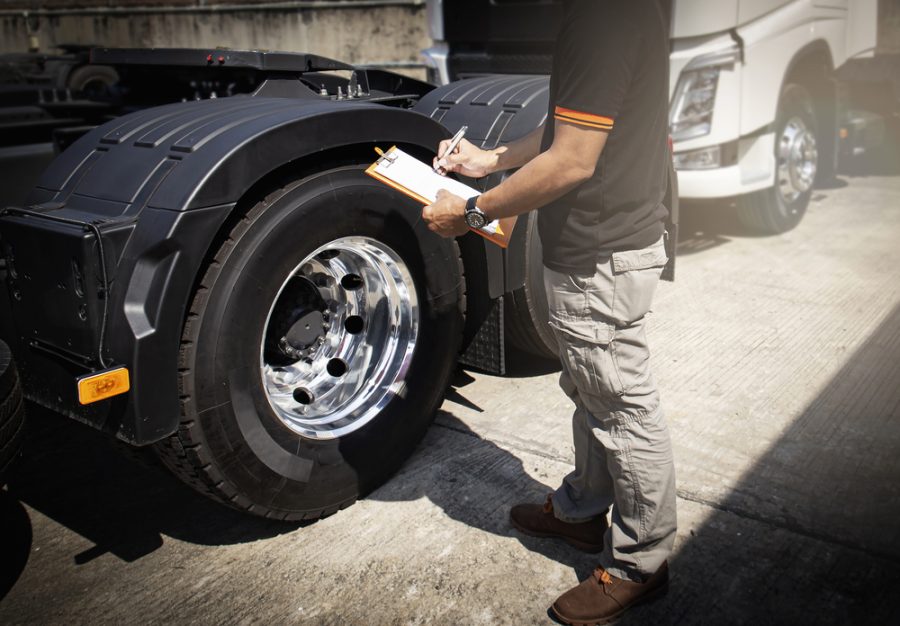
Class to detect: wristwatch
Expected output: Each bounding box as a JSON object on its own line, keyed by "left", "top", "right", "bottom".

{"left": 464, "top": 195, "right": 488, "bottom": 229}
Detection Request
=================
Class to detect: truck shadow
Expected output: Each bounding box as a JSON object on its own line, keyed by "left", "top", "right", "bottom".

{"left": 368, "top": 410, "right": 601, "bottom": 584}
{"left": 0, "top": 489, "right": 31, "bottom": 601}
{"left": 4, "top": 405, "right": 297, "bottom": 566}
{"left": 675, "top": 199, "right": 747, "bottom": 257}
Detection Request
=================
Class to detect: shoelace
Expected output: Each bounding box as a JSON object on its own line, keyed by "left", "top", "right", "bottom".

{"left": 542, "top": 493, "right": 554, "bottom": 514}
{"left": 593, "top": 568, "right": 613, "bottom": 585}
{"left": 543, "top": 494, "right": 614, "bottom": 586}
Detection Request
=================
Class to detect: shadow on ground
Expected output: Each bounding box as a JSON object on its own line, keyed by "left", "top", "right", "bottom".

{"left": 370, "top": 410, "right": 601, "bottom": 584}
{"left": 617, "top": 302, "right": 900, "bottom": 625}
{"left": 3, "top": 405, "right": 297, "bottom": 571}
{"left": 371, "top": 305, "right": 900, "bottom": 624}
{"left": 0, "top": 489, "right": 31, "bottom": 601}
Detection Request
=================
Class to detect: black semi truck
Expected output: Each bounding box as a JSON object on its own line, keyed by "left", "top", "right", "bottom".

{"left": 0, "top": 48, "right": 677, "bottom": 518}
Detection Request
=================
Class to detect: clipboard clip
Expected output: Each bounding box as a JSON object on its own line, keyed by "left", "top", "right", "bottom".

{"left": 374, "top": 146, "right": 398, "bottom": 165}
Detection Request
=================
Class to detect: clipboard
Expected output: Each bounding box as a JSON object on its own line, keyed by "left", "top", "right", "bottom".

{"left": 365, "top": 146, "right": 516, "bottom": 248}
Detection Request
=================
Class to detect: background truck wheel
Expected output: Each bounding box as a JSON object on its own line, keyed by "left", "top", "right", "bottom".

{"left": 65, "top": 64, "right": 119, "bottom": 99}
{"left": 0, "top": 339, "right": 26, "bottom": 485}
{"left": 154, "top": 166, "right": 464, "bottom": 520}
{"left": 504, "top": 212, "right": 558, "bottom": 360}
{"left": 738, "top": 84, "right": 819, "bottom": 234}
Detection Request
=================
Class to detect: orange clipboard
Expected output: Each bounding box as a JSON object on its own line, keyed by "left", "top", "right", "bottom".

{"left": 365, "top": 146, "right": 516, "bottom": 248}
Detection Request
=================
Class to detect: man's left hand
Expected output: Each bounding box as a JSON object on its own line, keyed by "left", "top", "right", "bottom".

{"left": 422, "top": 189, "right": 469, "bottom": 238}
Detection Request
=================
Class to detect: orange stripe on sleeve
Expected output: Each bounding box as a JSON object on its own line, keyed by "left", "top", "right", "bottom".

{"left": 554, "top": 106, "right": 614, "bottom": 130}
{"left": 554, "top": 114, "right": 614, "bottom": 130}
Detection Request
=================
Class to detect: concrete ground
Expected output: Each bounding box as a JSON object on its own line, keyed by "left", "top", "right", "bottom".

{"left": 2, "top": 148, "right": 900, "bottom": 624}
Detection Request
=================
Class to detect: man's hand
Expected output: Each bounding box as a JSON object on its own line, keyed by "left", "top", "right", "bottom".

{"left": 433, "top": 138, "right": 497, "bottom": 178}
{"left": 422, "top": 189, "right": 469, "bottom": 238}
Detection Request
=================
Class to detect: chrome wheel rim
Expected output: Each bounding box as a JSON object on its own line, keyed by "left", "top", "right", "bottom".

{"left": 260, "top": 237, "right": 419, "bottom": 440}
{"left": 777, "top": 116, "right": 818, "bottom": 205}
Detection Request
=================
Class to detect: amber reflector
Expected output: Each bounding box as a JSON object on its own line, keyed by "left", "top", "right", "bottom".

{"left": 77, "top": 367, "right": 130, "bottom": 405}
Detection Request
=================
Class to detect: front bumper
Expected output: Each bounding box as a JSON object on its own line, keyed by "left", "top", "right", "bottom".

{"left": 676, "top": 132, "right": 776, "bottom": 199}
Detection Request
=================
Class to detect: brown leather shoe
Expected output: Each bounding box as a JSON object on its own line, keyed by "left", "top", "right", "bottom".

{"left": 550, "top": 562, "right": 669, "bottom": 625}
{"left": 509, "top": 494, "right": 607, "bottom": 553}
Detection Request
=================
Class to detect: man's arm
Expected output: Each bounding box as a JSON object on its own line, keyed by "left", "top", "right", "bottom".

{"left": 433, "top": 124, "right": 546, "bottom": 178}
{"left": 479, "top": 120, "right": 607, "bottom": 219}
{"left": 422, "top": 120, "right": 608, "bottom": 237}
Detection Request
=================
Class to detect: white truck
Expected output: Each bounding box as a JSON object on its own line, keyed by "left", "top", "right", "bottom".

{"left": 423, "top": 0, "right": 881, "bottom": 233}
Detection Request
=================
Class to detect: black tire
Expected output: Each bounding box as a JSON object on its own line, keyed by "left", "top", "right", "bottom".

{"left": 504, "top": 212, "right": 558, "bottom": 359}
{"left": 65, "top": 64, "right": 119, "bottom": 99}
{"left": 0, "top": 339, "right": 25, "bottom": 485}
{"left": 738, "top": 84, "right": 818, "bottom": 234}
{"left": 155, "top": 166, "right": 464, "bottom": 521}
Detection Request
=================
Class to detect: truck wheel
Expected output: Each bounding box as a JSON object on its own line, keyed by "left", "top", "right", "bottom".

{"left": 155, "top": 166, "right": 464, "bottom": 520}
{"left": 65, "top": 64, "right": 119, "bottom": 99}
{"left": 737, "top": 84, "right": 818, "bottom": 234}
{"left": 0, "top": 340, "right": 25, "bottom": 485}
{"left": 504, "top": 212, "right": 558, "bottom": 360}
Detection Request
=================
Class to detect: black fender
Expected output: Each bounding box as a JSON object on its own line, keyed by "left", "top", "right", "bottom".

{"left": 412, "top": 75, "right": 551, "bottom": 361}
{"left": 3, "top": 96, "right": 449, "bottom": 444}
{"left": 413, "top": 74, "right": 550, "bottom": 301}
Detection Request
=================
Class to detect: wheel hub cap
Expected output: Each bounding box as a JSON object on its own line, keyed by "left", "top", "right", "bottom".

{"left": 285, "top": 310, "right": 326, "bottom": 350}
{"left": 777, "top": 116, "right": 818, "bottom": 205}
{"left": 260, "top": 236, "right": 419, "bottom": 440}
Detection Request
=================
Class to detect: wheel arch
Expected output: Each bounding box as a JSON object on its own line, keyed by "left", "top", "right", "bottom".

{"left": 13, "top": 98, "right": 452, "bottom": 445}
{"left": 781, "top": 39, "right": 839, "bottom": 181}
{"left": 147, "top": 109, "right": 452, "bottom": 443}
{"left": 189, "top": 138, "right": 444, "bottom": 296}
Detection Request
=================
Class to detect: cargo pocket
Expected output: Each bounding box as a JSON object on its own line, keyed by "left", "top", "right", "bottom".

{"left": 610, "top": 237, "right": 668, "bottom": 326}
{"left": 563, "top": 334, "right": 625, "bottom": 399}
{"left": 544, "top": 266, "right": 590, "bottom": 321}
{"left": 545, "top": 264, "right": 622, "bottom": 399}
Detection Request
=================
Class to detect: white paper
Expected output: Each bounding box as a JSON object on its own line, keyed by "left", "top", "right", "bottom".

{"left": 373, "top": 146, "right": 481, "bottom": 202}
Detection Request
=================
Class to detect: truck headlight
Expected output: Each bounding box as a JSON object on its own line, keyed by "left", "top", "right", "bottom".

{"left": 669, "top": 68, "right": 720, "bottom": 141}
{"left": 669, "top": 47, "right": 740, "bottom": 142}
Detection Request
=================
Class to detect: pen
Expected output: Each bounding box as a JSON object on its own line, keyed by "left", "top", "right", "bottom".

{"left": 435, "top": 125, "right": 468, "bottom": 172}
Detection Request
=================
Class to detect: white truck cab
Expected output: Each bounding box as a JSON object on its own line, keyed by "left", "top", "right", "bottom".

{"left": 423, "top": 0, "right": 881, "bottom": 233}
{"left": 670, "top": 0, "right": 877, "bottom": 231}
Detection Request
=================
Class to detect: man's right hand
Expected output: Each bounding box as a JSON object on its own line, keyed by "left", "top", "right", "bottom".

{"left": 433, "top": 138, "right": 498, "bottom": 179}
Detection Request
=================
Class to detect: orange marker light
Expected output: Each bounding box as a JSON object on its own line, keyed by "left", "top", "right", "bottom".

{"left": 77, "top": 367, "right": 130, "bottom": 405}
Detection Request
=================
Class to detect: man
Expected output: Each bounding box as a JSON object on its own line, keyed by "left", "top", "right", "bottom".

{"left": 421, "top": 1, "right": 677, "bottom": 623}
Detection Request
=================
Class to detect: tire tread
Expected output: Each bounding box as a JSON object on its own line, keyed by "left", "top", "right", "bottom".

{"left": 0, "top": 340, "right": 25, "bottom": 483}
{"left": 155, "top": 169, "right": 466, "bottom": 521}
{"left": 736, "top": 83, "right": 816, "bottom": 235}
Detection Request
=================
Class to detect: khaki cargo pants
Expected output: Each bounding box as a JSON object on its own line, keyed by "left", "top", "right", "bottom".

{"left": 544, "top": 235, "right": 677, "bottom": 582}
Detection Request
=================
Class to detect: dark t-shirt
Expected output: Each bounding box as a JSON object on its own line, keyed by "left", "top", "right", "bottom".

{"left": 538, "top": 0, "right": 670, "bottom": 273}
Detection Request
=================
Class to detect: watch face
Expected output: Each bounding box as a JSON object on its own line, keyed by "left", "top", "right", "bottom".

{"left": 465, "top": 210, "right": 487, "bottom": 229}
